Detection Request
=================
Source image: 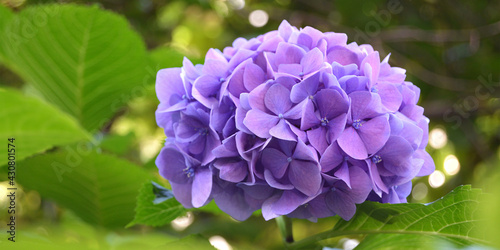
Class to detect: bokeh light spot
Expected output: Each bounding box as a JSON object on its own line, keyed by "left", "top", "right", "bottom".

{"left": 171, "top": 212, "right": 194, "bottom": 231}
{"left": 0, "top": 182, "right": 8, "bottom": 205}
{"left": 228, "top": 0, "right": 245, "bottom": 10}
{"left": 209, "top": 235, "right": 233, "bottom": 250}
{"left": 429, "top": 170, "right": 445, "bottom": 188}
{"left": 343, "top": 239, "right": 360, "bottom": 250}
{"left": 412, "top": 182, "right": 428, "bottom": 200}
{"left": 443, "top": 154, "right": 460, "bottom": 175}
{"left": 249, "top": 10, "right": 268, "bottom": 27}
{"left": 429, "top": 127, "right": 447, "bottom": 149}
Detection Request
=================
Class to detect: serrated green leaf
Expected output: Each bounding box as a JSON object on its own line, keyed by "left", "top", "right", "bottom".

{"left": 0, "top": 88, "right": 89, "bottom": 166}
{"left": 0, "top": 4, "right": 149, "bottom": 132}
{"left": 17, "top": 151, "right": 150, "bottom": 228}
{"left": 354, "top": 234, "right": 470, "bottom": 250}
{"left": 151, "top": 181, "right": 175, "bottom": 204}
{"left": 127, "top": 181, "right": 185, "bottom": 228}
{"left": 289, "top": 185, "right": 487, "bottom": 249}
{"left": 336, "top": 186, "right": 484, "bottom": 243}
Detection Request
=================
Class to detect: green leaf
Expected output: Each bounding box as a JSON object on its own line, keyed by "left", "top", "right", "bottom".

{"left": 354, "top": 233, "right": 479, "bottom": 250}
{"left": 289, "top": 185, "right": 486, "bottom": 249}
{"left": 151, "top": 181, "right": 175, "bottom": 204}
{"left": 0, "top": 88, "right": 89, "bottom": 166}
{"left": 196, "top": 200, "right": 262, "bottom": 217}
{"left": 127, "top": 181, "right": 185, "bottom": 227}
{"left": 0, "top": 4, "right": 149, "bottom": 132}
{"left": 0, "top": 210, "right": 178, "bottom": 249}
{"left": 99, "top": 132, "right": 136, "bottom": 155}
{"left": 17, "top": 151, "right": 150, "bottom": 228}
{"left": 480, "top": 171, "right": 500, "bottom": 248}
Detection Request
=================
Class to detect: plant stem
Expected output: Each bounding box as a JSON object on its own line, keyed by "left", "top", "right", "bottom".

{"left": 276, "top": 216, "right": 294, "bottom": 244}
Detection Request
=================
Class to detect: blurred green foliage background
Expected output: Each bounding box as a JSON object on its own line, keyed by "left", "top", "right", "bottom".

{"left": 0, "top": 0, "right": 499, "bottom": 249}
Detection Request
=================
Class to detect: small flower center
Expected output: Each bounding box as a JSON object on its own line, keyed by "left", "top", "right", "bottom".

{"left": 308, "top": 95, "right": 314, "bottom": 100}
{"left": 287, "top": 157, "right": 293, "bottom": 163}
{"left": 331, "top": 187, "right": 337, "bottom": 192}
{"left": 371, "top": 86, "right": 378, "bottom": 93}
{"left": 183, "top": 167, "right": 195, "bottom": 178}
{"left": 320, "top": 117, "right": 329, "bottom": 126}
{"left": 278, "top": 113, "right": 284, "bottom": 119}
{"left": 182, "top": 94, "right": 188, "bottom": 100}
{"left": 298, "top": 72, "right": 304, "bottom": 77}
{"left": 219, "top": 77, "right": 226, "bottom": 83}
{"left": 196, "top": 127, "right": 209, "bottom": 136}
{"left": 353, "top": 119, "right": 363, "bottom": 129}
{"left": 372, "top": 155, "right": 382, "bottom": 164}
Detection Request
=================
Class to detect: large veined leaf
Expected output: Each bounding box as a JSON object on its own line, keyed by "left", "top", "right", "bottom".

{"left": 127, "top": 181, "right": 186, "bottom": 227}
{"left": 289, "top": 185, "right": 486, "bottom": 249}
{"left": 17, "top": 151, "right": 151, "bottom": 228}
{"left": 0, "top": 4, "right": 149, "bottom": 132}
{"left": 0, "top": 88, "right": 89, "bottom": 167}
{"left": 354, "top": 233, "right": 475, "bottom": 250}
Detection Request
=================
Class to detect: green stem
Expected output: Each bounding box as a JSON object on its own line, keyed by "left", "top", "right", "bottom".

{"left": 276, "top": 216, "right": 294, "bottom": 244}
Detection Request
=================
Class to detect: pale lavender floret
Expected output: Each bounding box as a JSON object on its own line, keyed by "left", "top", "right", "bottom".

{"left": 155, "top": 20, "right": 435, "bottom": 222}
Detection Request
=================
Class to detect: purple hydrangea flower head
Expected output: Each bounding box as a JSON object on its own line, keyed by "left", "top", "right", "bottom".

{"left": 155, "top": 20, "right": 435, "bottom": 222}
